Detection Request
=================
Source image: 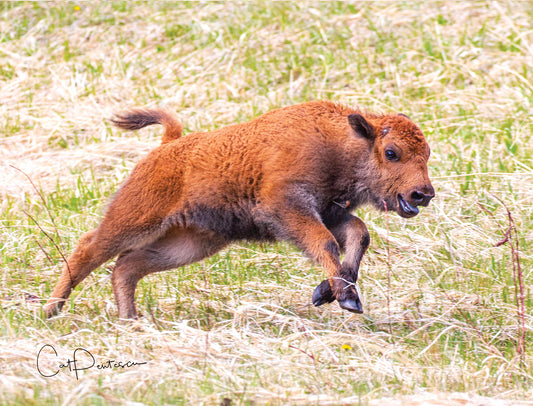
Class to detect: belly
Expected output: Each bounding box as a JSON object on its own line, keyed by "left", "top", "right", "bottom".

{"left": 175, "top": 203, "right": 276, "bottom": 241}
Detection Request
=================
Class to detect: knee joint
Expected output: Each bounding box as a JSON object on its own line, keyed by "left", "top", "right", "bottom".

{"left": 324, "top": 239, "right": 340, "bottom": 260}
{"left": 360, "top": 230, "right": 370, "bottom": 250}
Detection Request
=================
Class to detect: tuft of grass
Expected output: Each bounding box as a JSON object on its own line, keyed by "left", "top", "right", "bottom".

{"left": 1, "top": 2, "right": 532, "bottom": 405}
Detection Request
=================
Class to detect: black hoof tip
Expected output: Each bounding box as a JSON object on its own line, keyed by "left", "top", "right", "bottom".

{"left": 312, "top": 279, "right": 335, "bottom": 307}
{"left": 338, "top": 296, "right": 363, "bottom": 314}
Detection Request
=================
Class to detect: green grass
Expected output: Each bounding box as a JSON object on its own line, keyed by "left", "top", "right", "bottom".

{"left": 1, "top": 2, "right": 532, "bottom": 405}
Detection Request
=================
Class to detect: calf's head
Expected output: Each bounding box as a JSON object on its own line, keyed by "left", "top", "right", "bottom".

{"left": 348, "top": 113, "right": 435, "bottom": 218}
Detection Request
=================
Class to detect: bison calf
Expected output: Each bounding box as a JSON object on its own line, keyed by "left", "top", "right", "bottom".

{"left": 44, "top": 101, "right": 434, "bottom": 319}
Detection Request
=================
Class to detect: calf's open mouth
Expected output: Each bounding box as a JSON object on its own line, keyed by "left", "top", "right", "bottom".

{"left": 398, "top": 194, "right": 419, "bottom": 217}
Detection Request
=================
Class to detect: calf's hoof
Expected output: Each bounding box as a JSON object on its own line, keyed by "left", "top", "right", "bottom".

{"left": 43, "top": 300, "right": 64, "bottom": 318}
{"left": 312, "top": 279, "right": 335, "bottom": 306}
{"left": 337, "top": 292, "right": 363, "bottom": 314}
{"left": 312, "top": 279, "right": 364, "bottom": 314}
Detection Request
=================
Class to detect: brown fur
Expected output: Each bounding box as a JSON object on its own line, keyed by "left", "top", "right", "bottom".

{"left": 44, "top": 101, "right": 434, "bottom": 319}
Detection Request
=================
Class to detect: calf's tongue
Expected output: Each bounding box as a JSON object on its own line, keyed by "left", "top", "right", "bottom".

{"left": 399, "top": 195, "right": 419, "bottom": 215}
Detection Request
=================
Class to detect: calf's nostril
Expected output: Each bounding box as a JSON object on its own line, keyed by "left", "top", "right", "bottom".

{"left": 411, "top": 190, "right": 425, "bottom": 204}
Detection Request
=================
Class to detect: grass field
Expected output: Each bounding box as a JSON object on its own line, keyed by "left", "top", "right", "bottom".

{"left": 1, "top": 2, "right": 532, "bottom": 405}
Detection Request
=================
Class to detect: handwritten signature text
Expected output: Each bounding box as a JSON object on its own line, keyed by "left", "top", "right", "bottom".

{"left": 37, "top": 344, "right": 147, "bottom": 380}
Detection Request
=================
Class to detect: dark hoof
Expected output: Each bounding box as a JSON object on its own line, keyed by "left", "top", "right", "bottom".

{"left": 312, "top": 279, "right": 335, "bottom": 307}
{"left": 337, "top": 281, "right": 363, "bottom": 314}
{"left": 337, "top": 291, "right": 363, "bottom": 314}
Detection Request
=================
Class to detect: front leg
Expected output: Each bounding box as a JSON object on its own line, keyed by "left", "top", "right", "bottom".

{"left": 312, "top": 209, "right": 370, "bottom": 313}
{"left": 262, "top": 191, "right": 347, "bottom": 303}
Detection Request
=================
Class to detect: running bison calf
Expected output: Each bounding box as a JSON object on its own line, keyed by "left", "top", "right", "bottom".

{"left": 44, "top": 101, "right": 434, "bottom": 319}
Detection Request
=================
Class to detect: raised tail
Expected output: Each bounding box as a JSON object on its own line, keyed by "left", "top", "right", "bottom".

{"left": 111, "top": 108, "right": 183, "bottom": 144}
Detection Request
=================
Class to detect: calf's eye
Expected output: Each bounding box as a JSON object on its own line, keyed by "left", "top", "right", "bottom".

{"left": 385, "top": 149, "right": 398, "bottom": 161}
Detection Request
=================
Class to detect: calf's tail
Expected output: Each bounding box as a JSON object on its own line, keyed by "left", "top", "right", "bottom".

{"left": 111, "top": 108, "right": 183, "bottom": 144}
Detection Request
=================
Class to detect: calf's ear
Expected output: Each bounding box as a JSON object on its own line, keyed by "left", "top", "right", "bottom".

{"left": 348, "top": 114, "right": 375, "bottom": 140}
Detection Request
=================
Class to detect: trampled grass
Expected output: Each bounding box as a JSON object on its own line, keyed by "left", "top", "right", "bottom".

{"left": 0, "top": 2, "right": 532, "bottom": 405}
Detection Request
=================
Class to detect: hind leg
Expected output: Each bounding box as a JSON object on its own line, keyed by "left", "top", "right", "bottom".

{"left": 44, "top": 229, "right": 115, "bottom": 317}
{"left": 111, "top": 227, "right": 228, "bottom": 319}
{"left": 44, "top": 163, "right": 184, "bottom": 318}
{"left": 44, "top": 215, "right": 168, "bottom": 318}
